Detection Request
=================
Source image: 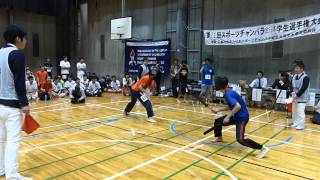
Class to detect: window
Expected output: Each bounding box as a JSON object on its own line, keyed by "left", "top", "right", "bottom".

{"left": 32, "top": 33, "right": 39, "bottom": 57}
{"left": 100, "top": 35, "right": 105, "bottom": 59}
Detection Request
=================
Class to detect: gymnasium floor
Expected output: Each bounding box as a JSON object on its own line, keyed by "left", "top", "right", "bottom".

{"left": 4, "top": 94, "right": 320, "bottom": 180}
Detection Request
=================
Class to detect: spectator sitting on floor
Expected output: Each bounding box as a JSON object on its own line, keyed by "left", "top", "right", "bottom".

{"left": 25, "top": 76, "right": 38, "bottom": 101}
{"left": 64, "top": 76, "right": 75, "bottom": 95}
{"left": 122, "top": 74, "right": 133, "bottom": 96}
{"left": 39, "top": 77, "right": 53, "bottom": 101}
{"left": 52, "top": 77, "right": 66, "bottom": 98}
{"left": 105, "top": 75, "right": 112, "bottom": 90}
{"left": 86, "top": 76, "right": 102, "bottom": 97}
{"left": 99, "top": 76, "right": 107, "bottom": 92}
{"left": 81, "top": 75, "right": 90, "bottom": 90}
{"left": 70, "top": 78, "right": 86, "bottom": 104}
{"left": 109, "top": 75, "right": 122, "bottom": 92}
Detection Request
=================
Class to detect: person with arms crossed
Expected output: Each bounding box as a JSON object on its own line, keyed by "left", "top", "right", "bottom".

{"left": 60, "top": 56, "right": 71, "bottom": 81}
{"left": 0, "top": 25, "right": 32, "bottom": 180}
{"left": 249, "top": 71, "right": 268, "bottom": 89}
{"left": 76, "top": 57, "right": 86, "bottom": 80}
{"left": 36, "top": 65, "right": 48, "bottom": 88}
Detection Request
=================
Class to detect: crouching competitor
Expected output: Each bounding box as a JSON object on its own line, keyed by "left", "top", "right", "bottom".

{"left": 123, "top": 69, "right": 157, "bottom": 123}
{"left": 211, "top": 76, "right": 269, "bottom": 158}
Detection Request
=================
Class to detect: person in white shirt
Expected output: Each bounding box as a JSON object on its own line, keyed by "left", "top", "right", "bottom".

{"left": 76, "top": 57, "right": 86, "bottom": 80}
{"left": 80, "top": 75, "right": 90, "bottom": 91}
{"left": 25, "top": 76, "right": 38, "bottom": 101}
{"left": 249, "top": 71, "right": 268, "bottom": 89}
{"left": 70, "top": 78, "right": 86, "bottom": 104}
{"left": 60, "top": 56, "right": 71, "bottom": 81}
{"left": 109, "top": 76, "right": 121, "bottom": 92}
{"left": 122, "top": 74, "right": 133, "bottom": 96}
{"left": 64, "top": 77, "right": 75, "bottom": 95}
{"left": 52, "top": 77, "right": 65, "bottom": 98}
{"left": 87, "top": 77, "right": 102, "bottom": 97}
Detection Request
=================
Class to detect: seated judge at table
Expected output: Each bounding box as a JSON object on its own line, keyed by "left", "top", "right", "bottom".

{"left": 272, "top": 71, "right": 291, "bottom": 91}
{"left": 249, "top": 71, "right": 267, "bottom": 89}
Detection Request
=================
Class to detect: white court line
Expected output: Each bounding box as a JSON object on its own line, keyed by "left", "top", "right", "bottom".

{"left": 188, "top": 144, "right": 204, "bottom": 152}
{"left": 89, "top": 104, "right": 320, "bottom": 151}
{"left": 20, "top": 139, "right": 237, "bottom": 180}
{"left": 31, "top": 100, "right": 127, "bottom": 114}
{"left": 156, "top": 105, "right": 320, "bottom": 134}
{"left": 31, "top": 101, "right": 68, "bottom": 110}
{"left": 105, "top": 126, "right": 236, "bottom": 180}
{"left": 38, "top": 113, "right": 122, "bottom": 130}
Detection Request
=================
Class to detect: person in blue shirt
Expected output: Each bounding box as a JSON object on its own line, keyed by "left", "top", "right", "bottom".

{"left": 199, "top": 58, "right": 214, "bottom": 105}
{"left": 211, "top": 76, "right": 269, "bottom": 158}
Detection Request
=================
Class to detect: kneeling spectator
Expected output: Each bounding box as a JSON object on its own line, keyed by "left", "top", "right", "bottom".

{"left": 52, "top": 77, "right": 66, "bottom": 98}
{"left": 26, "top": 76, "right": 38, "bottom": 101}
{"left": 39, "top": 77, "right": 53, "bottom": 100}
{"left": 109, "top": 75, "right": 121, "bottom": 92}
{"left": 71, "top": 78, "right": 86, "bottom": 104}
{"left": 87, "top": 77, "right": 102, "bottom": 96}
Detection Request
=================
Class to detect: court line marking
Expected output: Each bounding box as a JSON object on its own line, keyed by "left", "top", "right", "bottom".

{"left": 103, "top": 128, "right": 236, "bottom": 180}
{"left": 31, "top": 101, "right": 68, "bottom": 110}
{"left": 188, "top": 144, "right": 204, "bottom": 152}
{"left": 37, "top": 113, "right": 122, "bottom": 130}
{"left": 19, "top": 140, "right": 237, "bottom": 180}
{"left": 154, "top": 105, "right": 320, "bottom": 134}
{"left": 20, "top": 115, "right": 207, "bottom": 174}
{"left": 32, "top": 102, "right": 320, "bottom": 152}
{"left": 31, "top": 100, "right": 127, "bottom": 114}
{"left": 170, "top": 121, "right": 293, "bottom": 149}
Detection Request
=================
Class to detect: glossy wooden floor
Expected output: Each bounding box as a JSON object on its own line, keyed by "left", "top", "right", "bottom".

{"left": 2, "top": 93, "right": 320, "bottom": 180}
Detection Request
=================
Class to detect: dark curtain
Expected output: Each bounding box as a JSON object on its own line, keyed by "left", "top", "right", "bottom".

{"left": 0, "top": 0, "right": 69, "bottom": 16}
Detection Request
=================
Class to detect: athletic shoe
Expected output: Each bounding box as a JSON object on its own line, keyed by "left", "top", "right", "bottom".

{"left": 123, "top": 111, "right": 129, "bottom": 117}
{"left": 212, "top": 137, "right": 223, "bottom": 142}
{"left": 289, "top": 124, "right": 297, "bottom": 128}
{"left": 295, "top": 126, "right": 305, "bottom": 130}
{"left": 256, "top": 146, "right": 270, "bottom": 159}
{"left": 147, "top": 118, "right": 156, "bottom": 123}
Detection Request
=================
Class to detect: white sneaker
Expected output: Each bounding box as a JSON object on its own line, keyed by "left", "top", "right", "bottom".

{"left": 147, "top": 118, "right": 156, "bottom": 123}
{"left": 21, "top": 176, "right": 33, "bottom": 180}
{"left": 289, "top": 124, "right": 297, "bottom": 128}
{"left": 212, "top": 137, "right": 223, "bottom": 143}
{"left": 256, "top": 146, "right": 270, "bottom": 159}
{"left": 295, "top": 126, "right": 305, "bottom": 130}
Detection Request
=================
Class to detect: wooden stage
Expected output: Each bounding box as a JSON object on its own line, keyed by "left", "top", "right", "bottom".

{"left": 2, "top": 93, "right": 320, "bottom": 180}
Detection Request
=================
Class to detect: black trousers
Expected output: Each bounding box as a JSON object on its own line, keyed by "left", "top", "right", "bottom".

{"left": 214, "top": 116, "right": 262, "bottom": 149}
{"left": 171, "top": 78, "right": 178, "bottom": 98}
{"left": 124, "top": 90, "right": 154, "bottom": 118}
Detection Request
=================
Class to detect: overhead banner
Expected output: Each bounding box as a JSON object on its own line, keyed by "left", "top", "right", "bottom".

{"left": 204, "top": 13, "right": 320, "bottom": 45}
{"left": 125, "top": 40, "right": 170, "bottom": 75}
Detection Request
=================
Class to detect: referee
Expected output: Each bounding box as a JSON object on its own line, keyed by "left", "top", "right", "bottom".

{"left": 0, "top": 25, "right": 32, "bottom": 180}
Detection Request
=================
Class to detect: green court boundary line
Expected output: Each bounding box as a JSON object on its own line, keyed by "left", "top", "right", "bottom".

{"left": 45, "top": 123, "right": 207, "bottom": 179}
{"left": 162, "top": 116, "right": 277, "bottom": 180}
{"left": 23, "top": 112, "right": 212, "bottom": 178}
{"left": 213, "top": 126, "right": 286, "bottom": 179}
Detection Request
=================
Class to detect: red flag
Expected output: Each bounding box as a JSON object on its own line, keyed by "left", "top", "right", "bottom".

{"left": 22, "top": 115, "right": 40, "bottom": 134}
